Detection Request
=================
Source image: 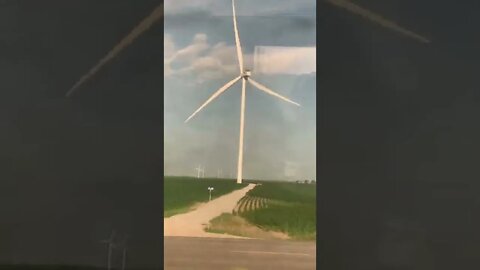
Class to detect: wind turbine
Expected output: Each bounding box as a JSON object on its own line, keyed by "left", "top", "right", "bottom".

{"left": 195, "top": 165, "right": 202, "bottom": 179}
{"left": 185, "top": 0, "right": 301, "bottom": 184}
{"left": 100, "top": 230, "right": 116, "bottom": 270}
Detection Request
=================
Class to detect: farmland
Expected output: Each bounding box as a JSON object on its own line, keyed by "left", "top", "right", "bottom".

{"left": 211, "top": 181, "right": 316, "bottom": 240}
{"left": 164, "top": 176, "right": 247, "bottom": 217}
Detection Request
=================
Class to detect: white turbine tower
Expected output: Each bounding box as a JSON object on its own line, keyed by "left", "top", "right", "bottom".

{"left": 100, "top": 230, "right": 116, "bottom": 270}
{"left": 185, "top": 0, "right": 301, "bottom": 184}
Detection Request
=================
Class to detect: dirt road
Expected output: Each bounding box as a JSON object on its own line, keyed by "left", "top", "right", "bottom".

{"left": 164, "top": 183, "right": 256, "bottom": 238}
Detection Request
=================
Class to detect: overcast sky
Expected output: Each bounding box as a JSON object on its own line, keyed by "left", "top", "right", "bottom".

{"left": 163, "top": 0, "right": 316, "bottom": 180}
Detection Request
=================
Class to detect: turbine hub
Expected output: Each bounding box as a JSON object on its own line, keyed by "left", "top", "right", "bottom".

{"left": 242, "top": 69, "right": 251, "bottom": 79}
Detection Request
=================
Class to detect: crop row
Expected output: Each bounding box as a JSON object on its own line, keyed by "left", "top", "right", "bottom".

{"left": 232, "top": 196, "right": 268, "bottom": 215}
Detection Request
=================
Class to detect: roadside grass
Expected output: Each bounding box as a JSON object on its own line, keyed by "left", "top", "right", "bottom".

{"left": 206, "top": 213, "right": 289, "bottom": 239}
{"left": 240, "top": 181, "right": 316, "bottom": 240}
{"left": 164, "top": 176, "right": 247, "bottom": 217}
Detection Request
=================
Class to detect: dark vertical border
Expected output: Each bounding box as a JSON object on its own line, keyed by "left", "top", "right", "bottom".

{"left": 315, "top": 1, "right": 322, "bottom": 269}
{"left": 159, "top": 1, "right": 165, "bottom": 268}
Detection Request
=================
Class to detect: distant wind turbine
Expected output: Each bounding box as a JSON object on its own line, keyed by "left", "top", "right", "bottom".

{"left": 185, "top": 0, "right": 301, "bottom": 184}
{"left": 100, "top": 230, "right": 116, "bottom": 270}
{"left": 195, "top": 165, "right": 202, "bottom": 179}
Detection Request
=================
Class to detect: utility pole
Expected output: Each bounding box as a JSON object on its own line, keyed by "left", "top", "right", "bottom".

{"left": 208, "top": 187, "right": 214, "bottom": 201}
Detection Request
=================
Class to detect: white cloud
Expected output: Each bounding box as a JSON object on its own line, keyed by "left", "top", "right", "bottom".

{"left": 165, "top": 33, "right": 256, "bottom": 83}
{"left": 167, "top": 33, "right": 209, "bottom": 64}
{"left": 210, "top": 42, "right": 237, "bottom": 66}
{"left": 165, "top": 33, "right": 315, "bottom": 83}
{"left": 254, "top": 46, "right": 316, "bottom": 75}
{"left": 164, "top": 34, "right": 176, "bottom": 59}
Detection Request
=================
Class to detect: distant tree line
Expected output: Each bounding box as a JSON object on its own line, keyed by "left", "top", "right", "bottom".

{"left": 295, "top": 180, "right": 316, "bottom": 184}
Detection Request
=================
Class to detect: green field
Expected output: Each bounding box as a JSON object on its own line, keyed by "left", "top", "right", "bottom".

{"left": 240, "top": 181, "right": 316, "bottom": 240}
{"left": 164, "top": 176, "right": 247, "bottom": 217}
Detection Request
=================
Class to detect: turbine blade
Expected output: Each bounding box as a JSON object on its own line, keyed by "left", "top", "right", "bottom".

{"left": 232, "top": 0, "right": 244, "bottom": 72}
{"left": 65, "top": 3, "right": 164, "bottom": 97}
{"left": 185, "top": 76, "right": 242, "bottom": 123}
{"left": 248, "top": 78, "right": 301, "bottom": 106}
{"left": 325, "top": 0, "right": 430, "bottom": 43}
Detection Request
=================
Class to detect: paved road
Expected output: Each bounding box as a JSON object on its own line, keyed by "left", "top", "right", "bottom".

{"left": 164, "top": 237, "right": 316, "bottom": 270}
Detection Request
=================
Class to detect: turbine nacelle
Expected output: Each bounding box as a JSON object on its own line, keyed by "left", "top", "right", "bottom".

{"left": 242, "top": 69, "right": 251, "bottom": 79}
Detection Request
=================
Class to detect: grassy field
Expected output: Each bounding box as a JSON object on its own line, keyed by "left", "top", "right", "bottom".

{"left": 206, "top": 213, "right": 289, "bottom": 240}
{"left": 240, "top": 181, "right": 316, "bottom": 240}
{"left": 164, "top": 176, "right": 247, "bottom": 217}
